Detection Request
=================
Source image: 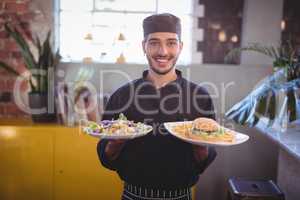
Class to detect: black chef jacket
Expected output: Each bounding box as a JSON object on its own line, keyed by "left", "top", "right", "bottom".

{"left": 97, "top": 69, "right": 217, "bottom": 190}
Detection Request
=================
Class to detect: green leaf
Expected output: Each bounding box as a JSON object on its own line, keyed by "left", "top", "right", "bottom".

{"left": 226, "top": 99, "right": 253, "bottom": 126}
{"left": 225, "top": 43, "right": 280, "bottom": 63}
{"left": 244, "top": 102, "right": 257, "bottom": 127}
{"left": 3, "top": 23, "right": 60, "bottom": 93}
{"left": 118, "top": 113, "right": 127, "bottom": 120}
{"left": 287, "top": 89, "right": 297, "bottom": 122}
{"left": 0, "top": 61, "right": 37, "bottom": 91}
{"left": 270, "top": 46, "right": 279, "bottom": 60}
{"left": 4, "top": 23, "right": 37, "bottom": 70}
{"left": 255, "top": 95, "right": 267, "bottom": 117}
{"left": 0, "top": 61, "right": 20, "bottom": 76}
{"left": 266, "top": 90, "right": 276, "bottom": 127}
{"left": 252, "top": 114, "right": 260, "bottom": 126}
{"left": 29, "top": 77, "right": 37, "bottom": 93}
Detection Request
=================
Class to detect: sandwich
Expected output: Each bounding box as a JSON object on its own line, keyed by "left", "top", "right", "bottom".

{"left": 187, "top": 117, "right": 235, "bottom": 142}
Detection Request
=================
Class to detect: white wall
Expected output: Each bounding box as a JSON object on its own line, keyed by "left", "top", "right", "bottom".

{"left": 58, "top": 63, "right": 272, "bottom": 118}
{"left": 241, "top": 0, "right": 284, "bottom": 65}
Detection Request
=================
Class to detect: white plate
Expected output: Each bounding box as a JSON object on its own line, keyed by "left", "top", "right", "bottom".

{"left": 82, "top": 125, "right": 153, "bottom": 139}
{"left": 164, "top": 121, "right": 249, "bottom": 146}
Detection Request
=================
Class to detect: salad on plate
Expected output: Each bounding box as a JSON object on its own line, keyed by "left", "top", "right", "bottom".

{"left": 82, "top": 113, "right": 152, "bottom": 139}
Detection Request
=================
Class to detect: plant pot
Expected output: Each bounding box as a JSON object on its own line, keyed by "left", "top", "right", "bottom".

{"left": 28, "top": 92, "right": 57, "bottom": 123}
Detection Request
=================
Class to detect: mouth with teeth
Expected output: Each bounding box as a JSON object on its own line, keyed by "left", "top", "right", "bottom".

{"left": 154, "top": 56, "right": 172, "bottom": 67}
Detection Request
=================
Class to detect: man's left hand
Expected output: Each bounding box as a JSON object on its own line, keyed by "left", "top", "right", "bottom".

{"left": 192, "top": 145, "right": 208, "bottom": 162}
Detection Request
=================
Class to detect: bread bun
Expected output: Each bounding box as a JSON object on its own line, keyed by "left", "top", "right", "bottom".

{"left": 187, "top": 117, "right": 235, "bottom": 142}
{"left": 192, "top": 117, "right": 219, "bottom": 132}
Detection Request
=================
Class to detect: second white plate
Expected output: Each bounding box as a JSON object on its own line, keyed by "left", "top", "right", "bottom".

{"left": 164, "top": 121, "right": 249, "bottom": 146}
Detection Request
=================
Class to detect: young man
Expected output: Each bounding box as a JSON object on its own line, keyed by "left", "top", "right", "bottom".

{"left": 97, "top": 13, "right": 217, "bottom": 200}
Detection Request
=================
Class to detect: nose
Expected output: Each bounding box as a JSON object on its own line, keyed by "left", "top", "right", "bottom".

{"left": 158, "top": 44, "right": 168, "bottom": 56}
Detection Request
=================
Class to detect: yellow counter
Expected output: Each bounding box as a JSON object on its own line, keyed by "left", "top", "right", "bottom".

{"left": 0, "top": 122, "right": 122, "bottom": 200}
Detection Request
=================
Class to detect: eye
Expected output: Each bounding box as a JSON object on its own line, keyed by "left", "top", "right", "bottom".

{"left": 167, "top": 41, "right": 178, "bottom": 47}
{"left": 149, "top": 41, "right": 160, "bottom": 46}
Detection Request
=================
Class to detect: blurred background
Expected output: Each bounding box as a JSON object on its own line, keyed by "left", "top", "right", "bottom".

{"left": 0, "top": 0, "right": 299, "bottom": 199}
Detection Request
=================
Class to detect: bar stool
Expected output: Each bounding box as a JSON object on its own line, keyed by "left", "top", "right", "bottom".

{"left": 227, "top": 178, "right": 285, "bottom": 200}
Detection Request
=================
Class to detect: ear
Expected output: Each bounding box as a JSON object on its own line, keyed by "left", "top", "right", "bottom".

{"left": 142, "top": 40, "right": 146, "bottom": 54}
{"left": 179, "top": 41, "right": 183, "bottom": 52}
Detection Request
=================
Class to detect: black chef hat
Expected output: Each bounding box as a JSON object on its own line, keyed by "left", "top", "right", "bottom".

{"left": 143, "top": 13, "right": 181, "bottom": 40}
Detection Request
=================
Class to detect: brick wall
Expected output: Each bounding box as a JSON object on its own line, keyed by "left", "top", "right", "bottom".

{"left": 0, "top": 0, "right": 34, "bottom": 118}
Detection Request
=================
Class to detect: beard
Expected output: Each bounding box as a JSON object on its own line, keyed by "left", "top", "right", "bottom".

{"left": 146, "top": 54, "right": 179, "bottom": 75}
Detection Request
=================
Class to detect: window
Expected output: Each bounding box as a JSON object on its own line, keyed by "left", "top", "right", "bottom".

{"left": 282, "top": 0, "right": 300, "bottom": 51}
{"left": 58, "top": 0, "right": 193, "bottom": 65}
{"left": 197, "top": 0, "right": 244, "bottom": 64}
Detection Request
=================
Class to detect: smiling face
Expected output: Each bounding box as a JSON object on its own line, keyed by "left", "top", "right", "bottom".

{"left": 142, "top": 32, "right": 183, "bottom": 75}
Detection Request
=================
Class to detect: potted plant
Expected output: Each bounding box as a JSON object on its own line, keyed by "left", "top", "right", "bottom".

{"left": 0, "top": 22, "right": 60, "bottom": 122}
{"left": 225, "top": 42, "right": 300, "bottom": 128}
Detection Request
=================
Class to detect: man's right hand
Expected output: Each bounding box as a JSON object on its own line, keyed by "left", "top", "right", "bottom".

{"left": 105, "top": 139, "right": 127, "bottom": 161}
